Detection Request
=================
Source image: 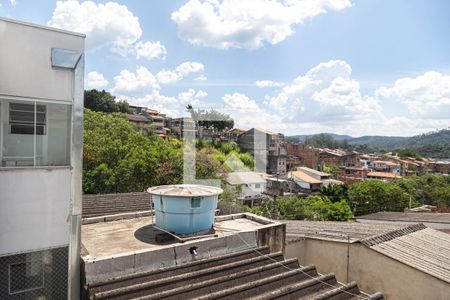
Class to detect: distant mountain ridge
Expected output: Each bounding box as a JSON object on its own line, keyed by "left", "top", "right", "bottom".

{"left": 286, "top": 129, "right": 450, "bottom": 158}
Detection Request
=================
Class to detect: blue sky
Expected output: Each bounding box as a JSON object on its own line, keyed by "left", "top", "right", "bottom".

{"left": 1, "top": 0, "right": 449, "bottom": 136}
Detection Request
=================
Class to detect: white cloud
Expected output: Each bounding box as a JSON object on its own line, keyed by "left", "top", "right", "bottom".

{"left": 223, "top": 93, "right": 259, "bottom": 110}
{"left": 156, "top": 61, "right": 205, "bottom": 84}
{"left": 264, "top": 60, "right": 382, "bottom": 124}
{"left": 122, "top": 88, "right": 208, "bottom": 118}
{"left": 195, "top": 75, "right": 208, "bottom": 81}
{"left": 86, "top": 71, "right": 109, "bottom": 90}
{"left": 111, "top": 66, "right": 159, "bottom": 95}
{"left": 375, "top": 71, "right": 450, "bottom": 119}
{"left": 178, "top": 88, "right": 208, "bottom": 106}
{"left": 48, "top": 1, "right": 142, "bottom": 52}
{"left": 171, "top": 0, "right": 352, "bottom": 49}
{"left": 134, "top": 41, "right": 167, "bottom": 60}
{"left": 10, "top": 0, "right": 16, "bottom": 6}
{"left": 255, "top": 80, "right": 283, "bottom": 88}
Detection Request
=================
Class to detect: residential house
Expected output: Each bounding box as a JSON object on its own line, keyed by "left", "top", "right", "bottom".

{"left": 318, "top": 149, "right": 360, "bottom": 168}
{"left": 366, "top": 171, "right": 402, "bottom": 181}
{"left": 224, "top": 128, "right": 246, "bottom": 142}
{"left": 238, "top": 128, "right": 287, "bottom": 174}
{"left": 428, "top": 160, "right": 450, "bottom": 174}
{"left": 225, "top": 172, "right": 267, "bottom": 206}
{"left": 288, "top": 171, "right": 323, "bottom": 192}
{"left": 297, "top": 166, "right": 331, "bottom": 181}
{"left": 0, "top": 18, "right": 84, "bottom": 299}
{"left": 371, "top": 160, "right": 401, "bottom": 175}
{"left": 284, "top": 221, "right": 450, "bottom": 299}
{"left": 286, "top": 144, "right": 320, "bottom": 169}
{"left": 127, "top": 114, "right": 152, "bottom": 133}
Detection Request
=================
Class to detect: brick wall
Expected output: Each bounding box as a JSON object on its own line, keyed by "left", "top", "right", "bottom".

{"left": 82, "top": 192, "right": 151, "bottom": 218}
{"left": 286, "top": 144, "right": 319, "bottom": 169}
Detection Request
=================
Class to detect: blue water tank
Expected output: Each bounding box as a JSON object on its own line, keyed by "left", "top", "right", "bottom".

{"left": 147, "top": 184, "right": 223, "bottom": 235}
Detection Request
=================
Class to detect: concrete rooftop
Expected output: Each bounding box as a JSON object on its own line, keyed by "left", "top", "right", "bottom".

{"left": 82, "top": 214, "right": 272, "bottom": 259}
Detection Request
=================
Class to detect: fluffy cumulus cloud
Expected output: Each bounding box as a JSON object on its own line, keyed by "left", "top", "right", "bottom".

{"left": 156, "top": 61, "right": 205, "bottom": 84}
{"left": 111, "top": 66, "right": 159, "bottom": 95}
{"left": 171, "top": 0, "right": 352, "bottom": 49}
{"left": 49, "top": 1, "right": 142, "bottom": 52}
{"left": 264, "top": 60, "right": 382, "bottom": 125}
{"left": 134, "top": 41, "right": 167, "bottom": 60}
{"left": 229, "top": 61, "right": 450, "bottom": 136}
{"left": 86, "top": 71, "right": 109, "bottom": 90}
{"left": 375, "top": 71, "right": 450, "bottom": 119}
{"left": 123, "top": 88, "right": 208, "bottom": 118}
{"left": 178, "top": 89, "right": 208, "bottom": 106}
{"left": 48, "top": 0, "right": 167, "bottom": 59}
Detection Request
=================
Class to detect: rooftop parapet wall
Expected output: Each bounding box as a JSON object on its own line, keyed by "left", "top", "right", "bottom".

{"left": 81, "top": 213, "right": 285, "bottom": 285}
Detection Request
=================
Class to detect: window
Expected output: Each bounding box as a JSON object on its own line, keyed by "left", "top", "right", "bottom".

{"left": 1, "top": 99, "right": 72, "bottom": 167}
{"left": 191, "top": 197, "right": 201, "bottom": 208}
{"left": 9, "top": 103, "right": 46, "bottom": 135}
{"left": 9, "top": 260, "right": 44, "bottom": 295}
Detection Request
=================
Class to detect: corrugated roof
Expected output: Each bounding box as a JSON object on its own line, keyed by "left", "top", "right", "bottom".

{"left": 283, "top": 221, "right": 411, "bottom": 243}
{"left": 226, "top": 172, "right": 266, "bottom": 185}
{"left": 357, "top": 212, "right": 450, "bottom": 224}
{"left": 147, "top": 184, "right": 223, "bottom": 197}
{"left": 364, "top": 226, "right": 450, "bottom": 283}
{"left": 297, "top": 167, "right": 330, "bottom": 177}
{"left": 367, "top": 171, "right": 402, "bottom": 179}
{"left": 290, "top": 171, "right": 322, "bottom": 184}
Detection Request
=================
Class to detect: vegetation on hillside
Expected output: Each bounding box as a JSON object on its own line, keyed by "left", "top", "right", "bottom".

{"left": 83, "top": 109, "right": 252, "bottom": 194}
{"left": 286, "top": 129, "right": 450, "bottom": 158}
{"left": 249, "top": 174, "right": 450, "bottom": 220}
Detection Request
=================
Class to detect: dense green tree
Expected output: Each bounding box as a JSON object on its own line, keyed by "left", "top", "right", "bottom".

{"left": 84, "top": 89, "right": 130, "bottom": 113}
{"left": 319, "top": 183, "right": 349, "bottom": 202}
{"left": 348, "top": 180, "right": 410, "bottom": 215}
{"left": 251, "top": 195, "right": 353, "bottom": 221}
{"left": 83, "top": 109, "right": 183, "bottom": 193}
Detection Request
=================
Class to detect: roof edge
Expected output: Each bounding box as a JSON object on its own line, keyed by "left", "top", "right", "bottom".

{"left": 0, "top": 16, "right": 86, "bottom": 38}
{"left": 361, "top": 223, "right": 427, "bottom": 247}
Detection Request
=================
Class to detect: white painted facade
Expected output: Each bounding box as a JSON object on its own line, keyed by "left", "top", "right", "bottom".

{"left": 0, "top": 17, "right": 84, "bottom": 299}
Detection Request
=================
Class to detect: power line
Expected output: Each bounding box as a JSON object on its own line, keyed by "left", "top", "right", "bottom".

{"left": 235, "top": 232, "right": 370, "bottom": 300}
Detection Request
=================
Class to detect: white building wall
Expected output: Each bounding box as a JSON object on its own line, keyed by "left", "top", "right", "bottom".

{"left": 242, "top": 182, "right": 266, "bottom": 198}
{"left": 0, "top": 168, "right": 71, "bottom": 254}
{"left": 0, "top": 18, "right": 84, "bottom": 102}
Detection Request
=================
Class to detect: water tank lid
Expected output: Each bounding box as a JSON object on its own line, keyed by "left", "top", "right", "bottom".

{"left": 147, "top": 184, "right": 223, "bottom": 197}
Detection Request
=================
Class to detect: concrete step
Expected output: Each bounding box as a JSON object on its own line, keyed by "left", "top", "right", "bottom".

{"left": 132, "top": 258, "right": 306, "bottom": 300}
{"left": 94, "top": 252, "right": 289, "bottom": 300}
{"left": 247, "top": 273, "right": 340, "bottom": 300}
{"left": 89, "top": 246, "right": 271, "bottom": 299}
{"left": 192, "top": 265, "right": 322, "bottom": 300}
{"left": 303, "top": 281, "right": 359, "bottom": 300}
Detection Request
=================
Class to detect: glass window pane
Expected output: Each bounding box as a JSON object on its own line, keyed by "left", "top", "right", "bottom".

{"left": 36, "top": 103, "right": 71, "bottom": 166}
{"left": 1, "top": 100, "right": 35, "bottom": 166}
{"left": 1, "top": 99, "right": 71, "bottom": 167}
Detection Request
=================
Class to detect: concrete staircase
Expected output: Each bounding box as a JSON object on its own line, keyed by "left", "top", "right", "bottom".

{"left": 84, "top": 246, "right": 383, "bottom": 300}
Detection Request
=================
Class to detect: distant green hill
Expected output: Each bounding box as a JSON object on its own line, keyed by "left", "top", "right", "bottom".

{"left": 286, "top": 129, "right": 450, "bottom": 158}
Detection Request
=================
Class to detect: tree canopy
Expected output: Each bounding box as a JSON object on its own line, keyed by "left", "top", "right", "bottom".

{"left": 251, "top": 195, "right": 353, "bottom": 221}
{"left": 187, "top": 105, "right": 234, "bottom": 131}
{"left": 84, "top": 89, "right": 130, "bottom": 113}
